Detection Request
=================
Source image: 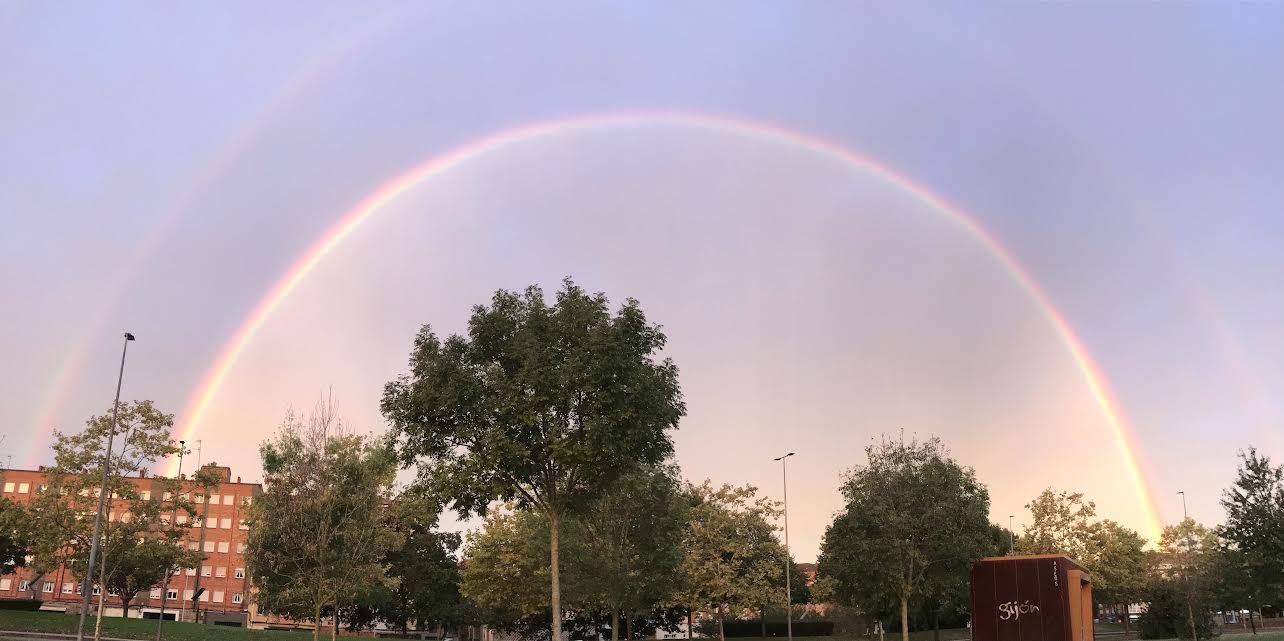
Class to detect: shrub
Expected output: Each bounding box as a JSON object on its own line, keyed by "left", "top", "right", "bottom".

{"left": 0, "top": 599, "right": 43, "bottom": 611}
{"left": 1138, "top": 580, "right": 1219, "bottom": 640}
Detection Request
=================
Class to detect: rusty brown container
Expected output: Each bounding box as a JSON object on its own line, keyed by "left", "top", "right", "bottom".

{"left": 969, "top": 554, "right": 1093, "bottom": 641}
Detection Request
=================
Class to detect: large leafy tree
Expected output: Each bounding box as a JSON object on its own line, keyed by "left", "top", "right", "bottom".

{"left": 671, "top": 481, "right": 784, "bottom": 641}
{"left": 1148, "top": 519, "right": 1220, "bottom": 640}
{"left": 1218, "top": 448, "right": 1284, "bottom": 612}
{"left": 1089, "top": 520, "right": 1150, "bottom": 635}
{"left": 817, "top": 436, "right": 992, "bottom": 641}
{"left": 245, "top": 402, "right": 397, "bottom": 641}
{"left": 382, "top": 280, "right": 686, "bottom": 641}
{"left": 1016, "top": 489, "right": 1099, "bottom": 561}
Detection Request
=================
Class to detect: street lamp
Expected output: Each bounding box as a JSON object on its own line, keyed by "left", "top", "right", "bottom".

{"left": 774, "top": 452, "right": 796, "bottom": 641}
{"left": 1008, "top": 515, "right": 1015, "bottom": 553}
{"left": 77, "top": 332, "right": 134, "bottom": 641}
{"left": 1177, "top": 491, "right": 1188, "bottom": 521}
{"left": 156, "top": 440, "right": 187, "bottom": 640}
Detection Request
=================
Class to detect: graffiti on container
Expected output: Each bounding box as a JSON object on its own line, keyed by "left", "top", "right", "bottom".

{"left": 998, "top": 600, "right": 1042, "bottom": 621}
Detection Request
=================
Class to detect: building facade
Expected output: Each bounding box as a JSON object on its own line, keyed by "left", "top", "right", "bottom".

{"left": 0, "top": 464, "right": 261, "bottom": 625}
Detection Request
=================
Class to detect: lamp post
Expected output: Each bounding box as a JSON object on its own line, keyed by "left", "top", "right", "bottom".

{"left": 1178, "top": 491, "right": 1188, "bottom": 520}
{"left": 1008, "top": 515, "right": 1015, "bottom": 553}
{"left": 774, "top": 452, "right": 795, "bottom": 641}
{"left": 156, "top": 440, "right": 186, "bottom": 640}
{"left": 77, "top": 332, "right": 135, "bottom": 641}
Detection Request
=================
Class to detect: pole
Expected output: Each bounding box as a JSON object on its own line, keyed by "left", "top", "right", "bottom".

{"left": 775, "top": 452, "right": 795, "bottom": 641}
{"left": 1178, "top": 491, "right": 1188, "bottom": 520}
{"left": 77, "top": 332, "right": 133, "bottom": 641}
{"left": 156, "top": 442, "right": 186, "bottom": 640}
{"left": 1009, "top": 515, "right": 1015, "bottom": 553}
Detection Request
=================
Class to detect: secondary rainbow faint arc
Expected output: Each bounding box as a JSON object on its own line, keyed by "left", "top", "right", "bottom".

{"left": 168, "top": 110, "right": 1164, "bottom": 540}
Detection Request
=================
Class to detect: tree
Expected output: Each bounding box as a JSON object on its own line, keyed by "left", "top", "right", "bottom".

{"left": 671, "top": 481, "right": 784, "bottom": 641}
{"left": 1219, "top": 448, "right": 1284, "bottom": 614}
{"left": 383, "top": 280, "right": 686, "bottom": 641}
{"left": 1089, "top": 520, "right": 1150, "bottom": 635}
{"left": 1016, "top": 489, "right": 1099, "bottom": 561}
{"left": 376, "top": 487, "right": 463, "bottom": 635}
{"left": 575, "top": 464, "right": 687, "bottom": 640}
{"left": 817, "top": 435, "right": 992, "bottom": 641}
{"left": 245, "top": 401, "right": 397, "bottom": 641}
{"left": 0, "top": 496, "right": 30, "bottom": 575}
{"left": 1156, "top": 519, "right": 1221, "bottom": 641}
{"left": 23, "top": 400, "right": 194, "bottom": 628}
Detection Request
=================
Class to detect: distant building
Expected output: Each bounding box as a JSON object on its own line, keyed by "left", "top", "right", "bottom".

{"left": 0, "top": 464, "right": 275, "bottom": 628}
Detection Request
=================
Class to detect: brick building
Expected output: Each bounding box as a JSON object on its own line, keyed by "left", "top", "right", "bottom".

{"left": 0, "top": 464, "right": 262, "bottom": 626}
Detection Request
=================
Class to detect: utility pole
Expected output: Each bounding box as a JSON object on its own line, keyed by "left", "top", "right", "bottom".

{"left": 774, "top": 452, "right": 796, "bottom": 641}
{"left": 76, "top": 332, "right": 134, "bottom": 641}
{"left": 156, "top": 441, "right": 186, "bottom": 640}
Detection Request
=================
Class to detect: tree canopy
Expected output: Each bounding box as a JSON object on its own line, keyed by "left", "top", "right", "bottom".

{"left": 817, "top": 436, "right": 992, "bottom": 641}
{"left": 383, "top": 280, "right": 686, "bottom": 641}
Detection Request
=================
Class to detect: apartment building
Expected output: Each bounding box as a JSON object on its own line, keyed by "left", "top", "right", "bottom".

{"left": 0, "top": 464, "right": 260, "bottom": 626}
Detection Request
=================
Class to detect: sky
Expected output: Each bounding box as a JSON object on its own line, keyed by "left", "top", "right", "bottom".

{"left": 1, "top": 3, "right": 1281, "bottom": 562}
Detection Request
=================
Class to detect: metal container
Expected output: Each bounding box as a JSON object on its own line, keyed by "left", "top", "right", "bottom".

{"left": 969, "top": 554, "right": 1093, "bottom": 641}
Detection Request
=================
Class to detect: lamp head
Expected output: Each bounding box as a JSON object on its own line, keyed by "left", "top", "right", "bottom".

{"left": 124, "top": 332, "right": 136, "bottom": 341}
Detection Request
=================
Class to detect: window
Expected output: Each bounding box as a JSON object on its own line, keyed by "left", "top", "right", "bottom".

{"left": 215, "top": 567, "right": 226, "bottom": 578}
{"left": 222, "top": 495, "right": 233, "bottom": 505}
{"left": 167, "top": 589, "right": 178, "bottom": 600}
{"left": 176, "top": 514, "right": 188, "bottom": 524}
{"left": 18, "top": 483, "right": 29, "bottom": 494}
{"left": 76, "top": 584, "right": 83, "bottom": 594}
{"left": 0, "top": 578, "right": 10, "bottom": 591}
{"left": 217, "top": 541, "right": 229, "bottom": 553}
{"left": 201, "top": 566, "right": 211, "bottom": 577}
{"left": 19, "top": 580, "right": 30, "bottom": 592}
{"left": 187, "top": 541, "right": 199, "bottom": 551}
{"left": 2, "top": 482, "right": 14, "bottom": 493}
{"left": 108, "top": 512, "right": 116, "bottom": 522}
{"left": 42, "top": 582, "right": 53, "bottom": 593}
{"left": 62, "top": 582, "right": 74, "bottom": 594}
{"left": 219, "top": 518, "right": 231, "bottom": 529}
{"left": 107, "top": 587, "right": 118, "bottom": 596}
{"left": 239, "top": 519, "right": 249, "bottom": 530}
{"left": 242, "top": 497, "right": 252, "bottom": 506}
{"left": 92, "top": 585, "right": 102, "bottom": 596}
{"left": 150, "top": 588, "right": 162, "bottom": 599}
{"left": 195, "top": 494, "right": 204, "bottom": 504}
{"left": 231, "top": 592, "right": 243, "bottom": 604}
{"left": 234, "top": 568, "right": 245, "bottom": 579}
{"left": 160, "top": 515, "right": 170, "bottom": 524}
{"left": 212, "top": 591, "right": 224, "bottom": 603}
{"left": 199, "top": 591, "right": 209, "bottom": 602}
{"left": 204, "top": 517, "right": 216, "bottom": 528}
{"left": 183, "top": 589, "right": 193, "bottom": 601}
{"left": 163, "top": 491, "right": 173, "bottom": 500}
{"left": 140, "top": 490, "right": 150, "bottom": 501}
{"left": 121, "top": 512, "right": 132, "bottom": 523}
{"left": 38, "top": 484, "right": 47, "bottom": 492}
{"left": 236, "top": 543, "right": 247, "bottom": 554}
{"left": 185, "top": 568, "right": 195, "bottom": 577}
{"left": 203, "top": 541, "right": 215, "bottom": 552}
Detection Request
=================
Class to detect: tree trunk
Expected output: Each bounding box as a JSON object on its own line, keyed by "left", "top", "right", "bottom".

{"left": 900, "top": 594, "right": 910, "bottom": 641}
{"left": 314, "top": 601, "right": 323, "bottom": 641}
{"left": 687, "top": 611, "right": 693, "bottom": 640}
{"left": 613, "top": 610, "right": 620, "bottom": 641}
{"left": 1186, "top": 598, "right": 1198, "bottom": 641}
{"left": 332, "top": 594, "right": 339, "bottom": 641}
{"left": 122, "top": 598, "right": 131, "bottom": 619}
{"left": 1249, "top": 608, "right": 1257, "bottom": 634}
{"left": 626, "top": 613, "right": 632, "bottom": 641}
{"left": 717, "top": 605, "right": 725, "bottom": 641}
{"left": 761, "top": 607, "right": 767, "bottom": 639}
{"left": 550, "top": 511, "right": 563, "bottom": 641}
{"left": 933, "top": 607, "right": 940, "bottom": 641}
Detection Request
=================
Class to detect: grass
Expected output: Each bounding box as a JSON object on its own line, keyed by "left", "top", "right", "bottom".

{"left": 0, "top": 610, "right": 317, "bottom": 641}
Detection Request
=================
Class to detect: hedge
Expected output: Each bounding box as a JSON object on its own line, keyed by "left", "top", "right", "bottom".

{"left": 719, "top": 621, "right": 834, "bottom": 637}
{"left": 0, "top": 600, "right": 44, "bottom": 611}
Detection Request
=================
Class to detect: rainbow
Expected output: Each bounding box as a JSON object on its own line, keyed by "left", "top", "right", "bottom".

{"left": 164, "top": 110, "right": 1164, "bottom": 540}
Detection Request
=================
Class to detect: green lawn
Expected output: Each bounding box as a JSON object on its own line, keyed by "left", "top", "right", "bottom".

{"left": 0, "top": 610, "right": 317, "bottom": 641}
